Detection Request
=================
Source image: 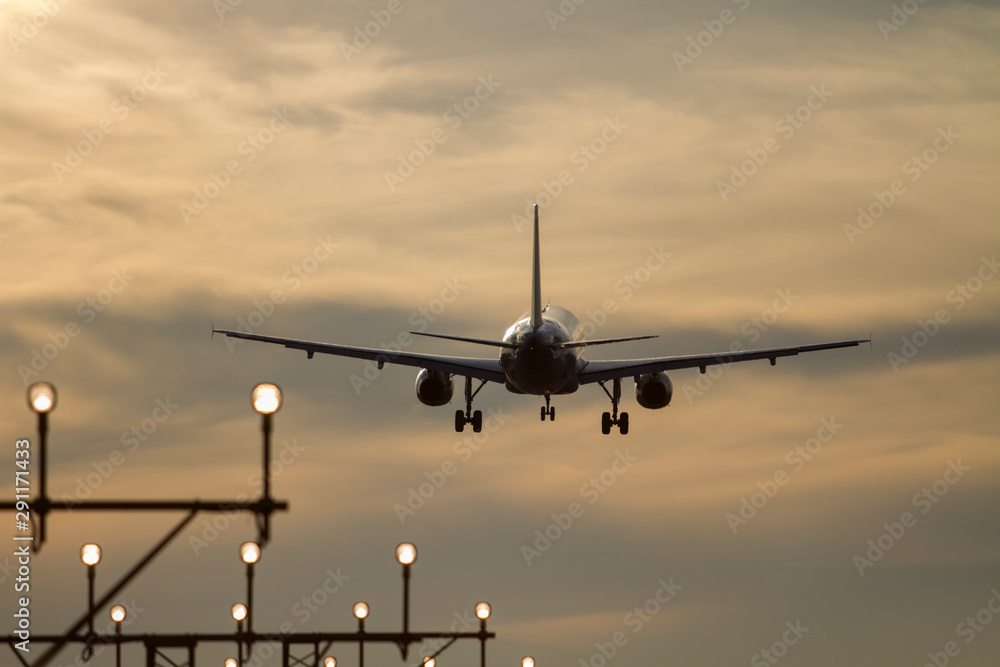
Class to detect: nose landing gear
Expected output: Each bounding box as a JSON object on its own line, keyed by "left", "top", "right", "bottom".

{"left": 540, "top": 394, "right": 555, "bottom": 421}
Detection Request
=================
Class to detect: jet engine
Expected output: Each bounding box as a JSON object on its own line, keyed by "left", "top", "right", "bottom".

{"left": 635, "top": 372, "right": 672, "bottom": 409}
{"left": 415, "top": 369, "right": 454, "bottom": 406}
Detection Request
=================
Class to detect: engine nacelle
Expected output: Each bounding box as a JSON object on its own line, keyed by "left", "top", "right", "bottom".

{"left": 635, "top": 372, "right": 672, "bottom": 409}
{"left": 415, "top": 369, "right": 454, "bottom": 406}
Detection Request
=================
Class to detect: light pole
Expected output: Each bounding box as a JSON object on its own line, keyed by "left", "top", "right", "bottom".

{"left": 476, "top": 601, "right": 491, "bottom": 667}
{"left": 80, "top": 543, "right": 101, "bottom": 636}
{"left": 232, "top": 603, "right": 248, "bottom": 665}
{"left": 239, "top": 541, "right": 260, "bottom": 637}
{"left": 396, "top": 542, "right": 417, "bottom": 645}
{"left": 110, "top": 604, "right": 125, "bottom": 667}
{"left": 353, "top": 601, "right": 369, "bottom": 667}
{"left": 28, "top": 382, "right": 56, "bottom": 546}
{"left": 251, "top": 383, "right": 281, "bottom": 544}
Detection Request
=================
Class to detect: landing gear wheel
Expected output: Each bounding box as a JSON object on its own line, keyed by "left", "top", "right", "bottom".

{"left": 454, "top": 376, "right": 487, "bottom": 433}
{"left": 541, "top": 394, "right": 555, "bottom": 421}
{"left": 598, "top": 378, "right": 629, "bottom": 435}
{"left": 601, "top": 412, "right": 612, "bottom": 435}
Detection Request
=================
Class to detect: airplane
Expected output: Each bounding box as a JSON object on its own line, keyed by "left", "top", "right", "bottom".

{"left": 214, "top": 205, "right": 869, "bottom": 434}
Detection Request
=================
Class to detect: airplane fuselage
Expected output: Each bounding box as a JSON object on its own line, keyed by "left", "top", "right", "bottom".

{"left": 500, "top": 305, "right": 583, "bottom": 395}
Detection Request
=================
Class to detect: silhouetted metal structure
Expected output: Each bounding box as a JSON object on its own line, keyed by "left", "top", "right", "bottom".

{"left": 3, "top": 382, "right": 495, "bottom": 667}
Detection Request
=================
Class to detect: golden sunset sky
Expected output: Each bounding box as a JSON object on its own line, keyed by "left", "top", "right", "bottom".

{"left": 1, "top": 0, "right": 998, "bottom": 665}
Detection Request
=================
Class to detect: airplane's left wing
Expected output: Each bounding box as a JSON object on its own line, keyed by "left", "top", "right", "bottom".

{"left": 213, "top": 328, "right": 507, "bottom": 383}
{"left": 579, "top": 338, "right": 870, "bottom": 384}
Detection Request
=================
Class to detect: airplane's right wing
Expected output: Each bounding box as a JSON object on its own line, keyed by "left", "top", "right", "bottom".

{"left": 578, "top": 338, "right": 870, "bottom": 384}
{"left": 213, "top": 328, "right": 507, "bottom": 383}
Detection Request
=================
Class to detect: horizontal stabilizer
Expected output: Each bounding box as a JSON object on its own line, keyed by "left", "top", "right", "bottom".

{"left": 410, "top": 331, "right": 518, "bottom": 349}
{"left": 558, "top": 335, "right": 659, "bottom": 349}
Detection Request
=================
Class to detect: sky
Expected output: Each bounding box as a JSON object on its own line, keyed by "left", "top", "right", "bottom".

{"left": 1, "top": 0, "right": 999, "bottom": 665}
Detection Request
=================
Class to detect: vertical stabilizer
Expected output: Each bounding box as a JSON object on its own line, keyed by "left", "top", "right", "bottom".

{"left": 530, "top": 204, "right": 543, "bottom": 329}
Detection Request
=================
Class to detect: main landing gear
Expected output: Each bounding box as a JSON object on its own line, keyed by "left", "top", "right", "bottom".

{"left": 598, "top": 378, "right": 629, "bottom": 435}
{"left": 540, "top": 394, "right": 555, "bottom": 422}
{"left": 455, "top": 376, "right": 487, "bottom": 433}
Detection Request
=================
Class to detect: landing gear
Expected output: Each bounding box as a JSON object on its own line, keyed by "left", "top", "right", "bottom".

{"left": 598, "top": 378, "right": 629, "bottom": 435}
{"left": 540, "top": 394, "right": 555, "bottom": 421}
{"left": 455, "top": 376, "right": 486, "bottom": 433}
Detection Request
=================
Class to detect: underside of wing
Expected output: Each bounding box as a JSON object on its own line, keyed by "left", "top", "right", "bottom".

{"left": 213, "top": 328, "right": 506, "bottom": 383}
{"left": 578, "top": 338, "right": 870, "bottom": 384}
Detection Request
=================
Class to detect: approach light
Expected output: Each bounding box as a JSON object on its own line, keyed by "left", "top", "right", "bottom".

{"left": 81, "top": 543, "right": 102, "bottom": 566}
{"left": 110, "top": 605, "right": 126, "bottom": 623}
{"left": 422, "top": 658, "right": 435, "bottom": 667}
{"left": 28, "top": 382, "right": 57, "bottom": 413}
{"left": 353, "top": 601, "right": 370, "bottom": 619}
{"left": 231, "top": 603, "right": 248, "bottom": 621}
{"left": 240, "top": 541, "right": 261, "bottom": 564}
{"left": 396, "top": 542, "right": 417, "bottom": 565}
{"left": 225, "top": 659, "right": 238, "bottom": 667}
{"left": 251, "top": 383, "right": 282, "bottom": 415}
{"left": 323, "top": 658, "right": 336, "bottom": 667}
{"left": 522, "top": 658, "right": 535, "bottom": 667}
{"left": 475, "top": 601, "right": 491, "bottom": 620}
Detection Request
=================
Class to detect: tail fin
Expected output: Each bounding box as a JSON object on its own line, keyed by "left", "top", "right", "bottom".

{"left": 531, "top": 203, "right": 543, "bottom": 328}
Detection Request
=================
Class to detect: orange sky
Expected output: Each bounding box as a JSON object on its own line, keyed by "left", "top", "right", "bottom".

{"left": 1, "top": 1, "right": 998, "bottom": 665}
